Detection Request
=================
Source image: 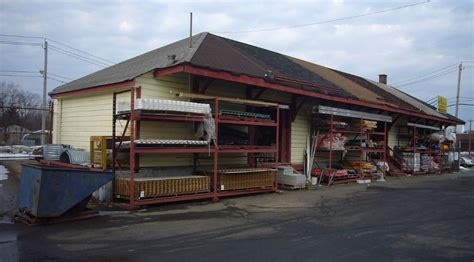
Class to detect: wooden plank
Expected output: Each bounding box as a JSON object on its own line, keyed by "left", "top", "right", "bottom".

{"left": 171, "top": 90, "right": 278, "bottom": 107}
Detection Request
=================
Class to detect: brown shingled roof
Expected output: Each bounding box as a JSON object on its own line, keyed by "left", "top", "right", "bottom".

{"left": 50, "top": 32, "right": 463, "bottom": 124}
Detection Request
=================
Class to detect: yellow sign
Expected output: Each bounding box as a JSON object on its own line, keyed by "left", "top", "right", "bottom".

{"left": 437, "top": 96, "right": 447, "bottom": 113}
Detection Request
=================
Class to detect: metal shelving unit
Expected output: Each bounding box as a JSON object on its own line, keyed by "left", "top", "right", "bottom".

{"left": 396, "top": 123, "right": 445, "bottom": 175}
{"left": 112, "top": 86, "right": 279, "bottom": 207}
{"left": 312, "top": 106, "right": 391, "bottom": 185}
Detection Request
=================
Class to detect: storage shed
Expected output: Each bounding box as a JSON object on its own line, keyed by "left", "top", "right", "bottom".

{"left": 50, "top": 32, "right": 464, "bottom": 206}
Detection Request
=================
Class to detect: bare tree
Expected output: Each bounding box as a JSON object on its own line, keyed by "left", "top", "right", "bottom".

{"left": 0, "top": 81, "right": 43, "bottom": 131}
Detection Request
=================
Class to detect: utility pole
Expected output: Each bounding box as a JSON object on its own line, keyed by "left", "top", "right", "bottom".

{"left": 41, "top": 39, "right": 48, "bottom": 145}
{"left": 189, "top": 12, "right": 193, "bottom": 48}
{"left": 469, "top": 119, "right": 472, "bottom": 157}
{"left": 454, "top": 62, "right": 462, "bottom": 133}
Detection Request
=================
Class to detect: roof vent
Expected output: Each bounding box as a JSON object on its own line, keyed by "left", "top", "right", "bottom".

{"left": 264, "top": 70, "right": 274, "bottom": 82}
{"left": 379, "top": 74, "right": 387, "bottom": 84}
{"left": 168, "top": 54, "right": 177, "bottom": 64}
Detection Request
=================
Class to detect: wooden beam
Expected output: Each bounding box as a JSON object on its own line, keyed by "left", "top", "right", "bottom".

{"left": 153, "top": 66, "right": 185, "bottom": 78}
{"left": 291, "top": 95, "right": 308, "bottom": 122}
{"left": 50, "top": 80, "right": 134, "bottom": 98}
{"left": 181, "top": 65, "right": 460, "bottom": 125}
{"left": 199, "top": 78, "right": 214, "bottom": 94}
{"left": 171, "top": 91, "right": 278, "bottom": 107}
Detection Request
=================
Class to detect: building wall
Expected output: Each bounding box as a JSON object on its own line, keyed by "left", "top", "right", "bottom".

{"left": 290, "top": 104, "right": 312, "bottom": 164}
{"left": 52, "top": 90, "right": 129, "bottom": 149}
{"left": 53, "top": 72, "right": 316, "bottom": 167}
{"left": 387, "top": 116, "right": 409, "bottom": 150}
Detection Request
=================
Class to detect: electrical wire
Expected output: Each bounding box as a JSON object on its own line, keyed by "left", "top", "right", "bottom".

{"left": 0, "top": 74, "right": 41, "bottom": 78}
{"left": 394, "top": 68, "right": 460, "bottom": 88}
{"left": 447, "top": 103, "right": 474, "bottom": 107}
{"left": 0, "top": 73, "right": 68, "bottom": 83}
{"left": 49, "top": 44, "right": 111, "bottom": 67}
{"left": 49, "top": 45, "right": 110, "bottom": 67}
{"left": 47, "top": 72, "right": 73, "bottom": 81}
{"left": 0, "top": 40, "right": 42, "bottom": 46}
{"left": 391, "top": 63, "right": 459, "bottom": 86}
{"left": 0, "top": 70, "right": 38, "bottom": 74}
{"left": 216, "top": 0, "right": 430, "bottom": 34}
{"left": 49, "top": 44, "right": 111, "bottom": 66}
{"left": 47, "top": 76, "right": 67, "bottom": 83}
{"left": 46, "top": 38, "right": 115, "bottom": 64}
{"left": 0, "top": 70, "right": 73, "bottom": 81}
{"left": 0, "top": 33, "right": 115, "bottom": 64}
{"left": 0, "top": 34, "right": 44, "bottom": 40}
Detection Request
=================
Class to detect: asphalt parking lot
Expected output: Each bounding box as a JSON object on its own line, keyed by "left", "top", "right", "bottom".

{"left": 1, "top": 166, "right": 473, "bottom": 262}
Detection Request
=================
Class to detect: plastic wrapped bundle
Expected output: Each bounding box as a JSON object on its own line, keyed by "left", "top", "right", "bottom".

{"left": 117, "top": 99, "right": 211, "bottom": 115}
{"left": 318, "top": 133, "right": 347, "bottom": 150}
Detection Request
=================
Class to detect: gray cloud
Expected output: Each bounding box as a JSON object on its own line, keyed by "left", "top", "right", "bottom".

{"left": 0, "top": 0, "right": 472, "bottom": 124}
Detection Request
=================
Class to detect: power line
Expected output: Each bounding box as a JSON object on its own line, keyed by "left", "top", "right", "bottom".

{"left": 49, "top": 45, "right": 110, "bottom": 67}
{"left": 47, "top": 72, "right": 73, "bottom": 81}
{"left": 49, "top": 44, "right": 111, "bottom": 66}
{"left": 0, "top": 69, "right": 73, "bottom": 81}
{"left": 392, "top": 63, "right": 459, "bottom": 86}
{"left": 395, "top": 68, "right": 460, "bottom": 88}
{"left": 0, "top": 34, "right": 44, "bottom": 40}
{"left": 447, "top": 103, "right": 474, "bottom": 107}
{"left": 216, "top": 0, "right": 430, "bottom": 34}
{"left": 0, "top": 40, "right": 42, "bottom": 46}
{"left": 0, "top": 74, "right": 41, "bottom": 78}
{"left": 46, "top": 38, "right": 115, "bottom": 64}
{"left": 47, "top": 76, "right": 67, "bottom": 84}
{"left": 0, "top": 70, "right": 38, "bottom": 74}
{"left": 0, "top": 33, "right": 115, "bottom": 64}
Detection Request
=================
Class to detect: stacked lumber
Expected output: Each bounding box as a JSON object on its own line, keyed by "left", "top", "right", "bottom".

{"left": 352, "top": 120, "right": 378, "bottom": 131}
{"left": 350, "top": 161, "right": 373, "bottom": 173}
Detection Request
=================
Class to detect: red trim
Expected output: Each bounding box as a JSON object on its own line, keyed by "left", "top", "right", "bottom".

{"left": 50, "top": 80, "right": 134, "bottom": 98}
{"left": 275, "top": 75, "right": 341, "bottom": 92}
{"left": 177, "top": 65, "right": 458, "bottom": 125}
{"left": 153, "top": 65, "right": 186, "bottom": 78}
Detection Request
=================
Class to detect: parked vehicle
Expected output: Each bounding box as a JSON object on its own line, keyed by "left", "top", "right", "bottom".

{"left": 460, "top": 156, "right": 473, "bottom": 167}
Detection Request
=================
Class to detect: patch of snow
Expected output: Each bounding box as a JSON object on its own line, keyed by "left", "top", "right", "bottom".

{"left": 0, "top": 165, "right": 8, "bottom": 181}
{"left": 0, "top": 153, "right": 40, "bottom": 160}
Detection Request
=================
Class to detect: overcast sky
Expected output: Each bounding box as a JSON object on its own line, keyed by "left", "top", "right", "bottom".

{"left": 0, "top": 0, "right": 473, "bottom": 125}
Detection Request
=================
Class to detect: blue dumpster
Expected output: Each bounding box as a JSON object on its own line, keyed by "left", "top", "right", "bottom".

{"left": 17, "top": 164, "right": 113, "bottom": 218}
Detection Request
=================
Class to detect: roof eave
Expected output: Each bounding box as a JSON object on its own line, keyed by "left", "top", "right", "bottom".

{"left": 50, "top": 80, "right": 135, "bottom": 99}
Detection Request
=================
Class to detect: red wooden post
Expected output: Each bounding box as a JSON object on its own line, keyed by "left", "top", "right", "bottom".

{"left": 274, "top": 105, "right": 280, "bottom": 190}
{"left": 129, "top": 86, "right": 136, "bottom": 206}
{"left": 213, "top": 98, "right": 219, "bottom": 201}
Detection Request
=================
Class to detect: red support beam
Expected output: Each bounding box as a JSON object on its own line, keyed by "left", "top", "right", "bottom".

{"left": 176, "top": 65, "right": 459, "bottom": 125}
{"left": 153, "top": 65, "right": 186, "bottom": 78}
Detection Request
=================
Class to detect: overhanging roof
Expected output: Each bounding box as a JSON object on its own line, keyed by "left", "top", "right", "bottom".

{"left": 50, "top": 32, "right": 464, "bottom": 125}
